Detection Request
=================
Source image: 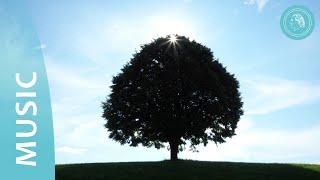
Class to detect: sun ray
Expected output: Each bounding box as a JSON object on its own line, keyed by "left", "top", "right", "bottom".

{"left": 169, "top": 35, "right": 177, "bottom": 43}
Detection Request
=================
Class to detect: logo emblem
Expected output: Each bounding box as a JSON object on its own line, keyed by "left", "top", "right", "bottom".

{"left": 281, "top": 6, "right": 315, "bottom": 40}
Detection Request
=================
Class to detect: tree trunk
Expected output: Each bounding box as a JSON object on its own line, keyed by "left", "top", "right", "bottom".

{"left": 169, "top": 141, "right": 178, "bottom": 161}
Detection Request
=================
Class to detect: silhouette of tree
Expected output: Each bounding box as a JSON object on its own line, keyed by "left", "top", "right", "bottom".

{"left": 102, "top": 35, "right": 243, "bottom": 160}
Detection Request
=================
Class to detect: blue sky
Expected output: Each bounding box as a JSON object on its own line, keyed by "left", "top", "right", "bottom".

{"left": 27, "top": 0, "right": 320, "bottom": 164}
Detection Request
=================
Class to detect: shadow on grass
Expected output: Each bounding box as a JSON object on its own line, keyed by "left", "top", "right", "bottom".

{"left": 56, "top": 160, "right": 320, "bottom": 180}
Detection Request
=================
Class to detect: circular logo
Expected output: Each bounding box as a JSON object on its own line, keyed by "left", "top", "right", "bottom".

{"left": 281, "top": 6, "right": 315, "bottom": 40}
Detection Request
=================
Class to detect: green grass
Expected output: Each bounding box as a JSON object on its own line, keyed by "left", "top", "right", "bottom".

{"left": 56, "top": 160, "right": 320, "bottom": 180}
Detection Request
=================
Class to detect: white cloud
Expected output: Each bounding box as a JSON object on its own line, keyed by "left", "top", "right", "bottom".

{"left": 242, "top": 77, "right": 320, "bottom": 115}
{"left": 244, "top": 0, "right": 269, "bottom": 12}
{"left": 44, "top": 53, "right": 320, "bottom": 163}
{"left": 39, "top": 44, "right": 47, "bottom": 49}
{"left": 47, "top": 62, "right": 320, "bottom": 163}
{"left": 56, "top": 146, "right": 88, "bottom": 155}
{"left": 44, "top": 56, "right": 106, "bottom": 92}
{"left": 43, "top": 55, "right": 111, "bottom": 161}
{"left": 180, "top": 76, "right": 320, "bottom": 163}
{"left": 33, "top": 44, "right": 46, "bottom": 50}
{"left": 244, "top": 0, "right": 255, "bottom": 5}
{"left": 44, "top": 55, "right": 110, "bottom": 120}
{"left": 64, "top": 12, "right": 198, "bottom": 63}
{"left": 180, "top": 118, "right": 320, "bottom": 164}
{"left": 62, "top": 119, "right": 107, "bottom": 148}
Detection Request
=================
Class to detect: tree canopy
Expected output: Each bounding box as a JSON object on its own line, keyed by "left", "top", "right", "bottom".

{"left": 102, "top": 35, "right": 243, "bottom": 160}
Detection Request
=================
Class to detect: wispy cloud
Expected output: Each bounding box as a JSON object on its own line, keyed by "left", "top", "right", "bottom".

{"left": 181, "top": 117, "right": 320, "bottom": 163}
{"left": 56, "top": 146, "right": 88, "bottom": 155}
{"left": 44, "top": 55, "right": 106, "bottom": 92}
{"left": 43, "top": 55, "right": 111, "bottom": 161}
{"left": 243, "top": 0, "right": 269, "bottom": 12}
{"left": 182, "top": 76, "right": 320, "bottom": 163}
{"left": 242, "top": 77, "right": 320, "bottom": 115}
{"left": 61, "top": 12, "right": 198, "bottom": 63}
{"left": 33, "top": 43, "right": 46, "bottom": 50}
{"left": 39, "top": 44, "right": 47, "bottom": 49}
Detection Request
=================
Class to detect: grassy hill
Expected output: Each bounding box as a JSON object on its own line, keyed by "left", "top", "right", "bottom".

{"left": 56, "top": 160, "right": 320, "bottom": 180}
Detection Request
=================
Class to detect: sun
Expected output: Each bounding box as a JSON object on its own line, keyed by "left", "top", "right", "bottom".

{"left": 169, "top": 35, "right": 178, "bottom": 43}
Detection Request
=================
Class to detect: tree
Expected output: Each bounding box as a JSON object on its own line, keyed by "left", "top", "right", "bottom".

{"left": 102, "top": 35, "right": 243, "bottom": 160}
